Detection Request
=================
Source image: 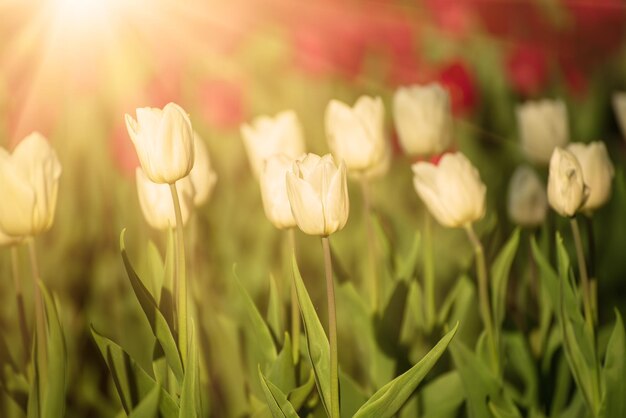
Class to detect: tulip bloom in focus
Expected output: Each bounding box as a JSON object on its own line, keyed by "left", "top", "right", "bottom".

{"left": 567, "top": 142, "right": 614, "bottom": 213}
{"left": 547, "top": 147, "right": 588, "bottom": 217}
{"left": 286, "top": 153, "right": 349, "bottom": 236}
{"left": 412, "top": 152, "right": 486, "bottom": 228}
{"left": 125, "top": 102, "right": 195, "bottom": 184}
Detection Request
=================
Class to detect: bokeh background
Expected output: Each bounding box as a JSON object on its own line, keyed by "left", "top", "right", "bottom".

{"left": 1, "top": 0, "right": 626, "bottom": 416}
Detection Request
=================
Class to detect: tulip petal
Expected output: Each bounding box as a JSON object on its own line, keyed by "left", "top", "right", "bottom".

{"left": 324, "top": 161, "right": 349, "bottom": 234}
{"left": 286, "top": 172, "right": 325, "bottom": 235}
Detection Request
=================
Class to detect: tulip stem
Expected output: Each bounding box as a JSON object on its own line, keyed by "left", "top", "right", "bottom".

{"left": 359, "top": 177, "right": 379, "bottom": 312}
{"left": 11, "top": 246, "right": 30, "bottom": 361}
{"left": 570, "top": 218, "right": 595, "bottom": 335}
{"left": 170, "top": 182, "right": 188, "bottom": 368}
{"left": 584, "top": 215, "right": 597, "bottom": 323}
{"left": 423, "top": 212, "right": 436, "bottom": 332}
{"left": 464, "top": 224, "right": 499, "bottom": 375}
{"left": 288, "top": 228, "right": 301, "bottom": 365}
{"left": 322, "top": 236, "right": 340, "bottom": 418}
{"left": 27, "top": 239, "right": 47, "bottom": 383}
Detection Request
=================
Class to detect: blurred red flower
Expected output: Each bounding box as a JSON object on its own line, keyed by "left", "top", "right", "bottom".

{"left": 437, "top": 60, "right": 478, "bottom": 116}
{"left": 505, "top": 44, "right": 550, "bottom": 97}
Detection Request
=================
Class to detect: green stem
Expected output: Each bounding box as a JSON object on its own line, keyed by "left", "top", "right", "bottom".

{"left": 170, "top": 182, "right": 188, "bottom": 368}
{"left": 11, "top": 246, "right": 30, "bottom": 361}
{"left": 288, "top": 228, "right": 300, "bottom": 365}
{"left": 360, "top": 177, "right": 378, "bottom": 313}
{"left": 464, "top": 224, "right": 499, "bottom": 375}
{"left": 28, "top": 239, "right": 47, "bottom": 382}
{"left": 322, "top": 236, "right": 340, "bottom": 418}
{"left": 423, "top": 213, "right": 436, "bottom": 332}
{"left": 584, "top": 215, "right": 597, "bottom": 324}
{"left": 569, "top": 218, "right": 595, "bottom": 338}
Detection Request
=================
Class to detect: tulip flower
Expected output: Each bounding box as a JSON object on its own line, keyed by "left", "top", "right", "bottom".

{"left": 516, "top": 99, "right": 569, "bottom": 164}
{"left": 0, "top": 132, "right": 62, "bottom": 237}
{"left": 411, "top": 152, "right": 486, "bottom": 228}
{"left": 393, "top": 83, "right": 453, "bottom": 156}
{"left": 612, "top": 92, "right": 626, "bottom": 140}
{"left": 286, "top": 153, "right": 349, "bottom": 236}
{"left": 547, "top": 147, "right": 588, "bottom": 217}
{"left": 0, "top": 229, "right": 21, "bottom": 246}
{"left": 507, "top": 165, "right": 547, "bottom": 227}
{"left": 125, "top": 102, "right": 195, "bottom": 184}
{"left": 260, "top": 154, "right": 298, "bottom": 230}
{"left": 567, "top": 142, "right": 614, "bottom": 213}
{"left": 189, "top": 133, "right": 217, "bottom": 207}
{"left": 136, "top": 168, "right": 194, "bottom": 230}
{"left": 325, "top": 96, "right": 387, "bottom": 177}
{"left": 241, "top": 110, "right": 306, "bottom": 178}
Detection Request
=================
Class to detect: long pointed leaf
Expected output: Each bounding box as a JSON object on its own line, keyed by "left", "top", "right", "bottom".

{"left": 258, "top": 367, "right": 299, "bottom": 418}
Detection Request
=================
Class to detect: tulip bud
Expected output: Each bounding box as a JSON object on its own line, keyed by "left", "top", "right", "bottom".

{"left": 241, "top": 110, "right": 306, "bottom": 178}
{"left": 567, "top": 142, "right": 614, "bottom": 213}
{"left": 547, "top": 147, "right": 588, "bottom": 217}
{"left": 613, "top": 93, "right": 626, "bottom": 140}
{"left": 136, "top": 168, "right": 194, "bottom": 230}
{"left": 260, "top": 154, "right": 297, "bottom": 229}
{"left": 189, "top": 133, "right": 217, "bottom": 207}
{"left": 286, "top": 153, "right": 349, "bottom": 236}
{"left": 325, "top": 96, "right": 387, "bottom": 177}
{"left": 125, "top": 102, "right": 195, "bottom": 184}
{"left": 516, "top": 99, "right": 569, "bottom": 164}
{"left": 507, "top": 165, "right": 547, "bottom": 227}
{"left": 412, "top": 152, "right": 486, "bottom": 228}
{"left": 0, "top": 132, "right": 62, "bottom": 237}
{"left": 393, "top": 83, "right": 453, "bottom": 156}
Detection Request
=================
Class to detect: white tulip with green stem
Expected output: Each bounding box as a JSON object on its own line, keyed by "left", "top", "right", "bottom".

{"left": 126, "top": 102, "right": 195, "bottom": 367}
{"left": 325, "top": 95, "right": 387, "bottom": 312}
{"left": 286, "top": 153, "right": 349, "bottom": 418}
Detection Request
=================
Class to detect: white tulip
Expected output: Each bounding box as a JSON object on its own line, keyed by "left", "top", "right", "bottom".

{"left": 567, "top": 142, "right": 614, "bottom": 212}
{"left": 286, "top": 153, "right": 349, "bottom": 236}
{"left": 0, "top": 132, "right": 62, "bottom": 237}
{"left": 189, "top": 133, "right": 217, "bottom": 207}
{"left": 393, "top": 83, "right": 453, "bottom": 156}
{"left": 0, "top": 229, "right": 22, "bottom": 246}
{"left": 136, "top": 168, "right": 194, "bottom": 230}
{"left": 241, "top": 110, "right": 306, "bottom": 178}
{"left": 516, "top": 99, "right": 569, "bottom": 164}
{"left": 547, "top": 147, "right": 588, "bottom": 217}
{"left": 125, "top": 102, "right": 194, "bottom": 184}
{"left": 412, "top": 152, "right": 486, "bottom": 228}
{"left": 612, "top": 93, "right": 626, "bottom": 140}
{"left": 325, "top": 96, "right": 387, "bottom": 176}
{"left": 260, "top": 154, "right": 298, "bottom": 229}
{"left": 507, "top": 165, "right": 547, "bottom": 227}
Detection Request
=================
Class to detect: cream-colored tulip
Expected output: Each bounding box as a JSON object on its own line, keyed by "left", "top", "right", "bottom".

{"left": 189, "top": 133, "right": 217, "bottom": 207}
{"left": 612, "top": 93, "right": 626, "bottom": 140}
{"left": 286, "top": 153, "right": 349, "bottom": 236}
{"left": 516, "top": 99, "right": 569, "bottom": 164}
{"left": 393, "top": 83, "right": 453, "bottom": 156}
{"left": 567, "top": 142, "right": 614, "bottom": 212}
{"left": 412, "top": 152, "right": 486, "bottom": 228}
{"left": 260, "top": 154, "right": 297, "bottom": 229}
{"left": 325, "top": 96, "right": 387, "bottom": 176}
{"left": 125, "top": 102, "right": 194, "bottom": 184}
{"left": 0, "top": 229, "right": 21, "bottom": 246}
{"left": 136, "top": 168, "right": 194, "bottom": 230}
{"left": 547, "top": 148, "right": 588, "bottom": 217}
{"left": 241, "top": 110, "right": 306, "bottom": 178}
{"left": 507, "top": 165, "right": 547, "bottom": 227}
{"left": 0, "top": 132, "right": 62, "bottom": 237}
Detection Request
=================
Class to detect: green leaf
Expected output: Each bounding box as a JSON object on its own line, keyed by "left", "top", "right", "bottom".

{"left": 396, "top": 231, "right": 421, "bottom": 282}
{"left": 120, "top": 230, "right": 184, "bottom": 384}
{"left": 26, "top": 336, "right": 40, "bottom": 418}
{"left": 353, "top": 322, "right": 458, "bottom": 418}
{"left": 267, "top": 274, "right": 285, "bottom": 344}
{"left": 491, "top": 229, "right": 520, "bottom": 328}
{"left": 502, "top": 333, "right": 538, "bottom": 408}
{"left": 339, "top": 371, "right": 368, "bottom": 418}
{"left": 291, "top": 253, "right": 331, "bottom": 417}
{"left": 268, "top": 333, "right": 296, "bottom": 394}
{"left": 420, "top": 371, "right": 464, "bottom": 418}
{"left": 40, "top": 282, "right": 67, "bottom": 418}
{"left": 91, "top": 327, "right": 179, "bottom": 417}
{"left": 599, "top": 310, "right": 626, "bottom": 418}
{"left": 233, "top": 267, "right": 278, "bottom": 368}
{"left": 128, "top": 384, "right": 160, "bottom": 418}
{"left": 179, "top": 323, "right": 199, "bottom": 418}
{"left": 258, "top": 367, "right": 299, "bottom": 418}
{"left": 438, "top": 275, "right": 474, "bottom": 328}
{"left": 287, "top": 370, "right": 315, "bottom": 411}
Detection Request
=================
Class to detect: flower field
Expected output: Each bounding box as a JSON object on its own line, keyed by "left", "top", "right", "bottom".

{"left": 1, "top": 1, "right": 626, "bottom": 417}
